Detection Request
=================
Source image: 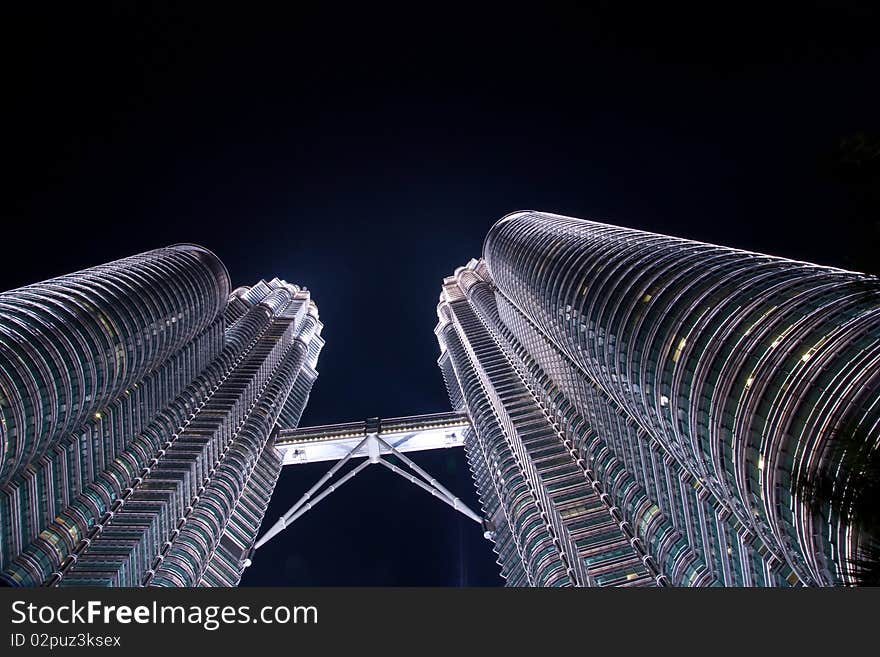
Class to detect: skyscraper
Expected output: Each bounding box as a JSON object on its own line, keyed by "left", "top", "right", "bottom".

{"left": 436, "top": 211, "right": 880, "bottom": 586}
{"left": 0, "top": 245, "right": 323, "bottom": 586}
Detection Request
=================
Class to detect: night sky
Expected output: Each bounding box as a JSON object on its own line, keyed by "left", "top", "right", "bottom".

{"left": 2, "top": 4, "right": 878, "bottom": 585}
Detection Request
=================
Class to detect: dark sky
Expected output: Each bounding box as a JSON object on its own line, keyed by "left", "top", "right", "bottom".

{"left": 2, "top": 4, "right": 878, "bottom": 585}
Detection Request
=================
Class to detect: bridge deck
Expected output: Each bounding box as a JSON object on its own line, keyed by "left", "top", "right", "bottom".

{"left": 275, "top": 411, "right": 469, "bottom": 465}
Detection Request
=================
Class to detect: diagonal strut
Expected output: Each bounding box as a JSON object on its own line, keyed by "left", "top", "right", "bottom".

{"left": 253, "top": 431, "right": 490, "bottom": 553}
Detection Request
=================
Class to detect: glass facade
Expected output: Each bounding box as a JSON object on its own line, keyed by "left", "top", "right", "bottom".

{"left": 438, "top": 211, "right": 880, "bottom": 586}
{"left": 0, "top": 248, "right": 323, "bottom": 586}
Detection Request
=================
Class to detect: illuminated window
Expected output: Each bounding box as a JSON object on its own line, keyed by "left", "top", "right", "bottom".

{"left": 671, "top": 337, "right": 687, "bottom": 363}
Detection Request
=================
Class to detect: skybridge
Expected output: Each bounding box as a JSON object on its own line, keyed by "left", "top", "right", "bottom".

{"left": 275, "top": 412, "right": 469, "bottom": 464}
{"left": 252, "top": 412, "right": 493, "bottom": 555}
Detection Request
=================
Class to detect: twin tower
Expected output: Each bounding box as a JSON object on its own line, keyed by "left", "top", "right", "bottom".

{"left": 1, "top": 212, "right": 878, "bottom": 586}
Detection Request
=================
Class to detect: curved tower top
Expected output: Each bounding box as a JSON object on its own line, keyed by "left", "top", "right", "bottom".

{"left": 481, "top": 210, "right": 880, "bottom": 585}
{"left": 0, "top": 244, "right": 230, "bottom": 486}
